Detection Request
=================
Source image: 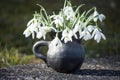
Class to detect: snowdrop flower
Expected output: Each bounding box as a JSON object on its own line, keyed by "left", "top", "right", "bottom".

{"left": 28, "top": 18, "right": 41, "bottom": 31}
{"left": 93, "top": 10, "right": 105, "bottom": 22}
{"left": 80, "top": 29, "right": 92, "bottom": 40}
{"left": 87, "top": 25, "right": 95, "bottom": 32}
{"left": 23, "top": 19, "right": 40, "bottom": 39}
{"left": 50, "top": 36, "right": 62, "bottom": 47}
{"left": 92, "top": 28, "right": 106, "bottom": 43}
{"left": 63, "top": 6, "right": 75, "bottom": 20}
{"left": 50, "top": 15, "right": 64, "bottom": 27}
{"left": 37, "top": 26, "right": 51, "bottom": 39}
{"left": 61, "top": 29, "right": 73, "bottom": 43}
{"left": 98, "top": 14, "right": 105, "bottom": 22}
{"left": 73, "top": 23, "right": 85, "bottom": 39}
{"left": 73, "top": 23, "right": 81, "bottom": 39}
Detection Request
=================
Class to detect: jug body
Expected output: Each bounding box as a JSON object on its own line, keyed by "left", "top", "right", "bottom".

{"left": 33, "top": 41, "right": 85, "bottom": 73}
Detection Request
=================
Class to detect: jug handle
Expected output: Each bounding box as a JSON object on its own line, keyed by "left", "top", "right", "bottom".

{"left": 32, "top": 41, "right": 50, "bottom": 63}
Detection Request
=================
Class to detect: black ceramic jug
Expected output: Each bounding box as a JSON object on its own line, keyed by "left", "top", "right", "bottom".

{"left": 32, "top": 40, "right": 85, "bottom": 73}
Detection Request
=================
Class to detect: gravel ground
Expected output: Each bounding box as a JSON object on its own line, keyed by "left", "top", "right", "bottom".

{"left": 0, "top": 56, "right": 120, "bottom": 80}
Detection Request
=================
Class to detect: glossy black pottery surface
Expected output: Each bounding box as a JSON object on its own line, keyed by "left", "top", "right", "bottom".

{"left": 33, "top": 40, "right": 85, "bottom": 73}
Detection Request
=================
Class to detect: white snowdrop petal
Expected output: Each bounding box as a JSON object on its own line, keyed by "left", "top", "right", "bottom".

{"left": 73, "top": 24, "right": 79, "bottom": 33}
{"left": 36, "top": 32, "right": 42, "bottom": 39}
{"left": 23, "top": 30, "right": 31, "bottom": 38}
{"left": 74, "top": 34, "right": 78, "bottom": 39}
{"left": 43, "top": 34, "right": 46, "bottom": 40}
{"left": 29, "top": 24, "right": 35, "bottom": 31}
{"left": 87, "top": 25, "right": 95, "bottom": 32}
{"left": 85, "top": 31, "right": 91, "bottom": 40}
{"left": 69, "top": 30, "right": 73, "bottom": 36}
{"left": 94, "top": 34, "right": 101, "bottom": 43}
{"left": 61, "top": 29, "right": 67, "bottom": 41}
{"left": 62, "top": 29, "right": 67, "bottom": 37}
{"left": 93, "top": 10, "right": 99, "bottom": 17}
{"left": 34, "top": 27, "right": 39, "bottom": 33}
{"left": 88, "top": 32, "right": 92, "bottom": 39}
{"left": 25, "top": 32, "right": 31, "bottom": 37}
{"left": 64, "top": 38, "right": 67, "bottom": 43}
{"left": 80, "top": 31, "right": 85, "bottom": 38}
{"left": 23, "top": 27, "right": 32, "bottom": 37}
{"left": 78, "top": 30, "right": 82, "bottom": 38}
{"left": 98, "top": 14, "right": 105, "bottom": 22}
{"left": 61, "top": 36, "right": 64, "bottom": 40}
{"left": 84, "top": 36, "right": 88, "bottom": 40}
{"left": 95, "top": 28, "right": 100, "bottom": 34}
{"left": 93, "top": 17, "right": 98, "bottom": 22}
{"left": 43, "top": 27, "right": 51, "bottom": 32}
{"left": 101, "top": 33, "right": 106, "bottom": 40}
{"left": 32, "top": 32, "right": 35, "bottom": 39}
{"left": 81, "top": 29, "right": 91, "bottom": 40}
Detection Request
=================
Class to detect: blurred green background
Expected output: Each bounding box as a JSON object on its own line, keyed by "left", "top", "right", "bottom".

{"left": 0, "top": 0, "right": 120, "bottom": 68}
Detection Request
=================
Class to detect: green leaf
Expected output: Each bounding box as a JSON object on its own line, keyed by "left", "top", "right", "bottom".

{"left": 75, "top": 4, "right": 85, "bottom": 15}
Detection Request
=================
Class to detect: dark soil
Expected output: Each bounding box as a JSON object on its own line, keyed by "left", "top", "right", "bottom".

{"left": 0, "top": 56, "right": 120, "bottom": 80}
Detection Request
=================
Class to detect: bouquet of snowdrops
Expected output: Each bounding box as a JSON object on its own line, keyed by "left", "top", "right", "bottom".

{"left": 23, "top": 0, "right": 106, "bottom": 44}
